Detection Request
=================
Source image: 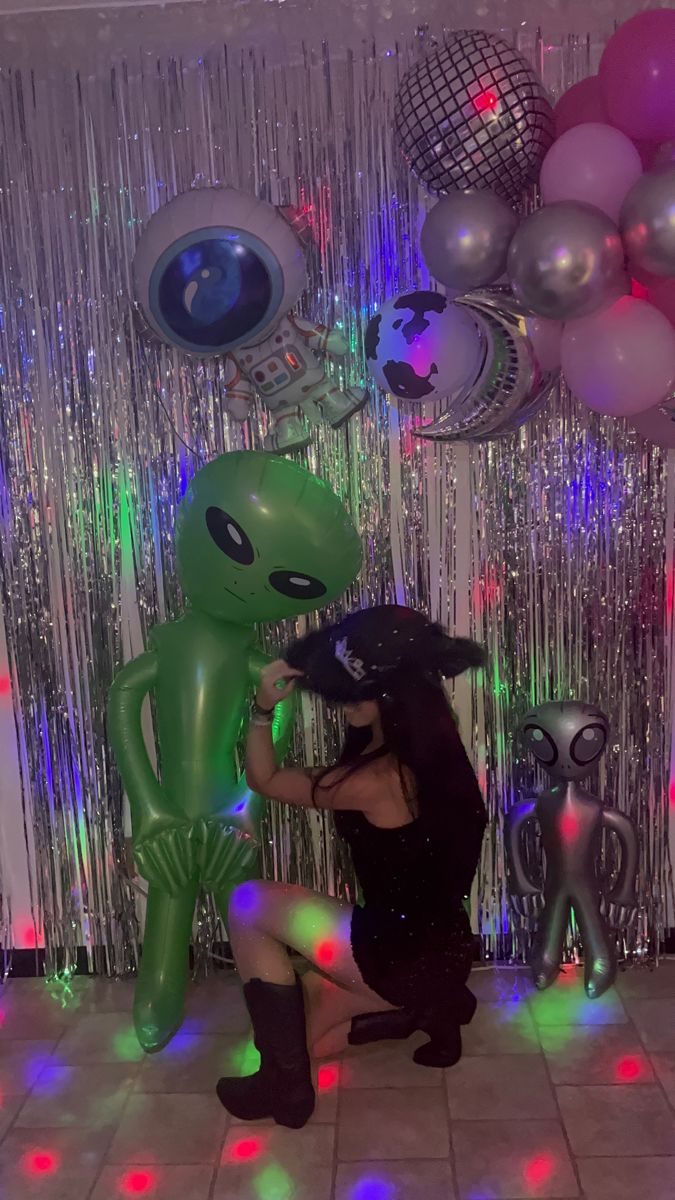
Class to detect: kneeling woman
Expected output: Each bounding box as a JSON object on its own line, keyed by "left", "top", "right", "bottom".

{"left": 217, "top": 605, "right": 487, "bottom": 1129}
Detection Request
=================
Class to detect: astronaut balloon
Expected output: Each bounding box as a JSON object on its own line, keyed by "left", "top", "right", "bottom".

{"left": 505, "top": 702, "right": 638, "bottom": 998}
{"left": 133, "top": 187, "right": 367, "bottom": 452}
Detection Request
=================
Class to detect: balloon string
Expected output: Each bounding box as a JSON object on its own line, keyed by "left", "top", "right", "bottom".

{"left": 131, "top": 318, "right": 207, "bottom": 462}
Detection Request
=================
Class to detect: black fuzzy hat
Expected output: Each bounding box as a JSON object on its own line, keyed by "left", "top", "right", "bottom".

{"left": 285, "top": 605, "right": 485, "bottom": 703}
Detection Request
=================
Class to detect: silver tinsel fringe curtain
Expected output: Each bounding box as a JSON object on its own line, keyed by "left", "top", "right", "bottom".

{"left": 0, "top": 28, "right": 672, "bottom": 976}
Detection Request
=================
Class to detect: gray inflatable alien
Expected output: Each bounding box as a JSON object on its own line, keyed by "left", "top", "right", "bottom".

{"left": 505, "top": 701, "right": 639, "bottom": 998}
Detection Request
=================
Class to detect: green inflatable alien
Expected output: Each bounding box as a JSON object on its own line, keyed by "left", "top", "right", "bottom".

{"left": 108, "top": 451, "right": 361, "bottom": 1051}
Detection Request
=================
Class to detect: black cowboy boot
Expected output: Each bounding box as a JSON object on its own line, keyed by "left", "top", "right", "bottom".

{"left": 216, "top": 975, "right": 315, "bottom": 1129}
{"left": 348, "top": 984, "right": 477, "bottom": 1056}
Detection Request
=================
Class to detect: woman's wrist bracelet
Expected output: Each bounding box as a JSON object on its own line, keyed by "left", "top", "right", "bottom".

{"left": 252, "top": 700, "right": 276, "bottom": 717}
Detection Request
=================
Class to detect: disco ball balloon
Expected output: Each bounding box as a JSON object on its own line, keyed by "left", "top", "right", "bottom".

{"left": 364, "top": 290, "right": 483, "bottom": 403}
{"left": 416, "top": 288, "right": 559, "bottom": 441}
{"left": 394, "top": 30, "right": 554, "bottom": 205}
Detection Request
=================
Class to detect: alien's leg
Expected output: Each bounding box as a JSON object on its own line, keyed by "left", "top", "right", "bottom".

{"left": 573, "top": 886, "right": 617, "bottom": 999}
{"left": 134, "top": 882, "right": 199, "bottom": 1052}
{"left": 302, "top": 379, "right": 369, "bottom": 428}
{"left": 530, "top": 889, "right": 570, "bottom": 990}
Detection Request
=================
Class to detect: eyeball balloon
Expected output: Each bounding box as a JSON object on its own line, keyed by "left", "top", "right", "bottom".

{"left": 364, "top": 290, "right": 483, "bottom": 402}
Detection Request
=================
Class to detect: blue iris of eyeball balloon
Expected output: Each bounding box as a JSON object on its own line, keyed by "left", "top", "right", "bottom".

{"left": 364, "top": 290, "right": 483, "bottom": 402}
{"left": 132, "top": 187, "right": 306, "bottom": 354}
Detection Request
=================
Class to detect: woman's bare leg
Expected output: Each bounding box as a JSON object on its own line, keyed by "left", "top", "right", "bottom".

{"left": 301, "top": 969, "right": 394, "bottom": 1056}
{"left": 225, "top": 879, "right": 394, "bottom": 1053}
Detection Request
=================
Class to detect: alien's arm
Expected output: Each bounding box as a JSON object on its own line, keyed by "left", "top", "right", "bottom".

{"left": 223, "top": 353, "right": 256, "bottom": 422}
{"left": 288, "top": 312, "right": 348, "bottom": 356}
{"left": 107, "top": 651, "right": 176, "bottom": 841}
{"left": 504, "top": 799, "right": 541, "bottom": 896}
{"left": 602, "top": 807, "right": 639, "bottom": 905}
{"left": 249, "top": 648, "right": 297, "bottom": 764}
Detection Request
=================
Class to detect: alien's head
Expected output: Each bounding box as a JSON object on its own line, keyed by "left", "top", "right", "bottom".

{"left": 175, "top": 451, "right": 362, "bottom": 624}
{"left": 521, "top": 700, "right": 609, "bottom": 783}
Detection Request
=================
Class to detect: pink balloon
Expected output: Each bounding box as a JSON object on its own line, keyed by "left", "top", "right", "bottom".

{"left": 600, "top": 10, "right": 675, "bottom": 143}
{"left": 539, "top": 123, "right": 643, "bottom": 223}
{"left": 554, "top": 76, "right": 608, "bottom": 138}
{"left": 630, "top": 401, "right": 675, "bottom": 449}
{"left": 561, "top": 296, "right": 675, "bottom": 416}
{"left": 525, "top": 317, "right": 562, "bottom": 371}
{"left": 647, "top": 277, "right": 675, "bottom": 326}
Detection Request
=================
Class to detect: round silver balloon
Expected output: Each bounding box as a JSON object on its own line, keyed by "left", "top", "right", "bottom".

{"left": 394, "top": 30, "right": 554, "bottom": 205}
{"left": 620, "top": 166, "right": 675, "bottom": 278}
{"left": 507, "top": 201, "right": 627, "bottom": 321}
{"left": 421, "top": 191, "right": 519, "bottom": 292}
{"left": 416, "top": 287, "right": 559, "bottom": 442}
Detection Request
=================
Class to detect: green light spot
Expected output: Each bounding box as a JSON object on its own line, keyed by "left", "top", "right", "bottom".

{"left": 230, "top": 1036, "right": 261, "bottom": 1076}
{"left": 112, "top": 1026, "right": 144, "bottom": 1062}
{"left": 289, "top": 901, "right": 335, "bottom": 947}
{"left": 254, "top": 1163, "right": 294, "bottom": 1200}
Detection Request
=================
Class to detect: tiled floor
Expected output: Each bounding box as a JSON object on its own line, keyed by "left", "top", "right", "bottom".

{"left": 2, "top": 962, "right": 675, "bottom": 1198}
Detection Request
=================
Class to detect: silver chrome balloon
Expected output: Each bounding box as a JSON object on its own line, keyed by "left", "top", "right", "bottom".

{"left": 505, "top": 701, "right": 639, "bottom": 998}
{"left": 508, "top": 200, "right": 627, "bottom": 321}
{"left": 420, "top": 190, "right": 519, "bottom": 292}
{"left": 394, "top": 30, "right": 554, "bottom": 205}
{"left": 416, "top": 287, "right": 559, "bottom": 442}
{"left": 621, "top": 165, "right": 675, "bottom": 278}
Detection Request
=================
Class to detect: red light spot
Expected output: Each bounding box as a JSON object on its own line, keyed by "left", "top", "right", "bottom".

{"left": 669, "top": 779, "right": 675, "bottom": 809}
{"left": 0, "top": 1008, "right": 5, "bottom": 1029}
{"left": 224, "top": 1136, "right": 265, "bottom": 1163}
{"left": 473, "top": 90, "right": 498, "bottom": 114}
{"left": 318, "top": 1063, "right": 340, "bottom": 1091}
{"left": 524, "top": 1153, "right": 555, "bottom": 1188}
{"left": 23, "top": 1150, "right": 60, "bottom": 1176}
{"left": 559, "top": 812, "right": 580, "bottom": 845}
{"left": 0, "top": 674, "right": 10, "bottom": 697}
{"left": 121, "top": 1170, "right": 157, "bottom": 1195}
{"left": 316, "top": 940, "right": 336, "bottom": 966}
{"left": 616, "top": 1055, "right": 643, "bottom": 1082}
{"left": 22, "top": 925, "right": 37, "bottom": 948}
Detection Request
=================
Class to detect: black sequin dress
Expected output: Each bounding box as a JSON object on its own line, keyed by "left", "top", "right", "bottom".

{"left": 334, "top": 795, "right": 485, "bottom": 1019}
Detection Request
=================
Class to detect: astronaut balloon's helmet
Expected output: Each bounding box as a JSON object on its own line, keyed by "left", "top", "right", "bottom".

{"left": 521, "top": 700, "right": 609, "bottom": 782}
{"left": 133, "top": 187, "right": 306, "bottom": 355}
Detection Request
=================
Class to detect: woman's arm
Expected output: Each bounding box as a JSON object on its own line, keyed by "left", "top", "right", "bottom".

{"left": 245, "top": 660, "right": 376, "bottom": 813}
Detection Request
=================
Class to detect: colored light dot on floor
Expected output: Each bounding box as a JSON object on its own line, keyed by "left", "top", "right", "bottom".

{"left": 23, "top": 1150, "right": 60, "bottom": 1176}
{"left": 120, "top": 1170, "right": 157, "bottom": 1195}
{"left": 351, "top": 1178, "right": 395, "bottom": 1200}
{"left": 0, "top": 674, "right": 10, "bottom": 697}
{"left": 254, "top": 1162, "right": 293, "bottom": 1200}
{"left": 317, "top": 1063, "right": 340, "bottom": 1091}
{"left": 616, "top": 1055, "right": 642, "bottom": 1081}
{"left": 523, "top": 1153, "right": 555, "bottom": 1188}
{"left": 226, "top": 1136, "right": 266, "bottom": 1163}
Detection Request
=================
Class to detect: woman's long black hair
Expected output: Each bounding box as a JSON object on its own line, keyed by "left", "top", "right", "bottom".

{"left": 314, "top": 670, "right": 487, "bottom": 896}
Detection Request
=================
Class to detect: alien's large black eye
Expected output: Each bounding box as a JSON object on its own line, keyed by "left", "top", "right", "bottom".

{"left": 269, "top": 570, "right": 326, "bottom": 600}
{"left": 571, "top": 723, "right": 607, "bottom": 766}
{"left": 206, "top": 507, "right": 254, "bottom": 565}
{"left": 523, "top": 724, "right": 557, "bottom": 766}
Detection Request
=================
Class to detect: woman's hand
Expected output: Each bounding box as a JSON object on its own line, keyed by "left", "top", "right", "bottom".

{"left": 256, "top": 659, "right": 303, "bottom": 710}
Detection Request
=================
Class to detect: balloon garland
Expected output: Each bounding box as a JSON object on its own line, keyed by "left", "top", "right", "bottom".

{"left": 364, "top": 15, "right": 675, "bottom": 445}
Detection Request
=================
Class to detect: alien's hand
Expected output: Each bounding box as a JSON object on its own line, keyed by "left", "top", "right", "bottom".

{"left": 324, "top": 328, "right": 349, "bottom": 355}
{"left": 511, "top": 892, "right": 545, "bottom": 925}
{"left": 133, "top": 814, "right": 193, "bottom": 896}
{"left": 199, "top": 820, "right": 259, "bottom": 892}
{"left": 600, "top": 896, "right": 639, "bottom": 931}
